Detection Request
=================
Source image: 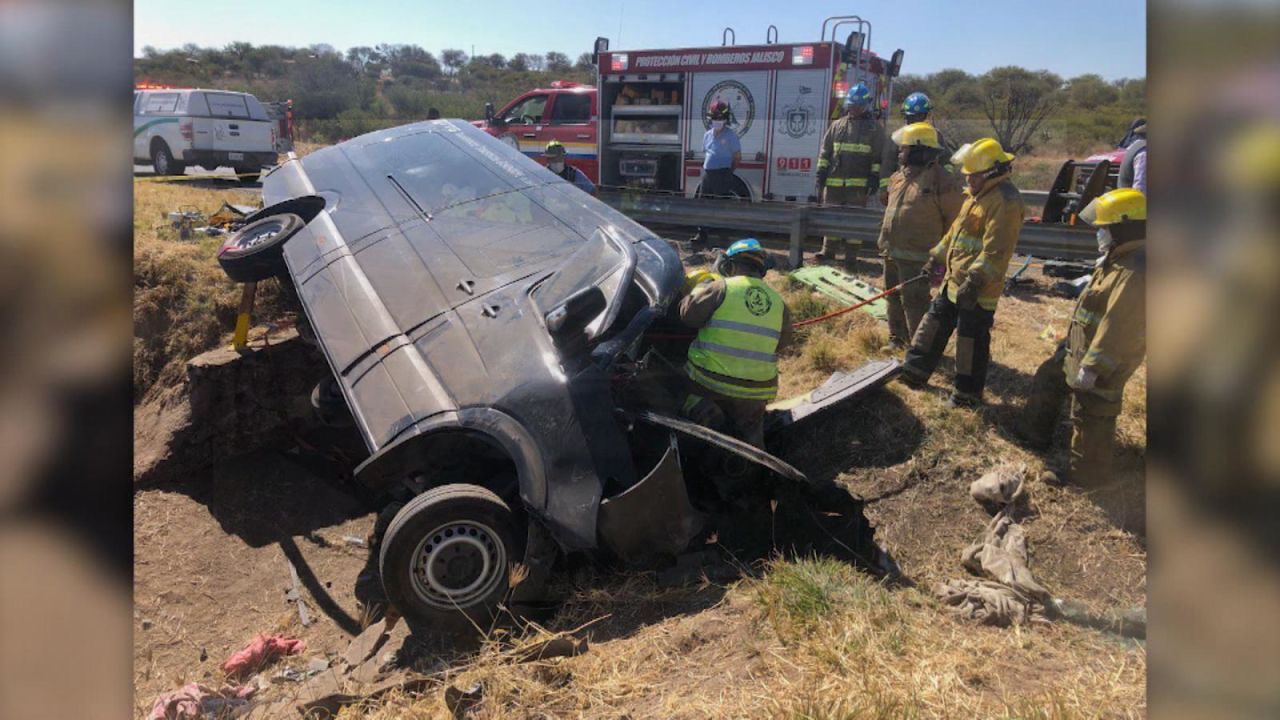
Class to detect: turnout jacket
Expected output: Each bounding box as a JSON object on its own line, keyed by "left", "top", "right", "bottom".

{"left": 816, "top": 113, "right": 887, "bottom": 191}
{"left": 929, "top": 173, "right": 1025, "bottom": 310}
{"left": 877, "top": 160, "right": 965, "bottom": 262}
{"left": 1064, "top": 240, "right": 1147, "bottom": 404}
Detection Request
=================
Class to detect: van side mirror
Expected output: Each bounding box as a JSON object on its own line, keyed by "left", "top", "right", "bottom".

{"left": 592, "top": 37, "right": 609, "bottom": 65}
{"left": 484, "top": 102, "right": 495, "bottom": 122}
{"left": 545, "top": 286, "right": 606, "bottom": 341}
{"left": 888, "top": 49, "right": 905, "bottom": 78}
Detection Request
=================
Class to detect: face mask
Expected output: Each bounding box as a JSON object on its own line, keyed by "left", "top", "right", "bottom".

{"left": 1096, "top": 227, "right": 1114, "bottom": 254}
{"left": 548, "top": 161, "right": 564, "bottom": 173}
{"left": 711, "top": 120, "right": 725, "bottom": 130}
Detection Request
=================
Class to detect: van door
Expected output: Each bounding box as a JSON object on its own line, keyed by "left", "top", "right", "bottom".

{"left": 202, "top": 91, "right": 274, "bottom": 156}
{"left": 543, "top": 92, "right": 598, "bottom": 183}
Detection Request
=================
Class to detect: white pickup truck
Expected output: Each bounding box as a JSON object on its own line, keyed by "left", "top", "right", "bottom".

{"left": 134, "top": 88, "right": 279, "bottom": 181}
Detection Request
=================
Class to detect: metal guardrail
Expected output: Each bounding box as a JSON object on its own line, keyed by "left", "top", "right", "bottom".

{"left": 597, "top": 190, "right": 1095, "bottom": 268}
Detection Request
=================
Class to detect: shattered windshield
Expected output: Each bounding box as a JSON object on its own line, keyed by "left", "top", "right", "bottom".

{"left": 532, "top": 226, "right": 634, "bottom": 338}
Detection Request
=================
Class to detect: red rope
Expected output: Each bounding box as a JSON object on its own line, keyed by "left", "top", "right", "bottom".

{"left": 792, "top": 273, "right": 930, "bottom": 328}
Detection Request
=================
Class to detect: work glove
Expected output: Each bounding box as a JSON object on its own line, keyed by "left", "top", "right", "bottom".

{"left": 955, "top": 275, "right": 981, "bottom": 310}
{"left": 1069, "top": 366, "right": 1099, "bottom": 391}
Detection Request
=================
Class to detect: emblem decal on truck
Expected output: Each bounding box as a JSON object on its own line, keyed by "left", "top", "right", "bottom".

{"left": 781, "top": 86, "right": 816, "bottom": 139}
{"left": 702, "top": 80, "right": 755, "bottom": 137}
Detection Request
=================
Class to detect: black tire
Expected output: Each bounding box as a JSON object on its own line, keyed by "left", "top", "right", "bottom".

{"left": 379, "top": 484, "right": 516, "bottom": 634}
{"left": 216, "top": 213, "right": 306, "bottom": 283}
{"left": 150, "top": 140, "right": 185, "bottom": 176}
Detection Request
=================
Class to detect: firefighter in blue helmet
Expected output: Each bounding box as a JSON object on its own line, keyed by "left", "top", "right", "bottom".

{"left": 815, "top": 83, "right": 886, "bottom": 269}
{"left": 678, "top": 238, "right": 794, "bottom": 448}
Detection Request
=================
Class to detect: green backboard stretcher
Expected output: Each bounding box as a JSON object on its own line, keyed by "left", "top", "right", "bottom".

{"left": 788, "top": 266, "right": 889, "bottom": 321}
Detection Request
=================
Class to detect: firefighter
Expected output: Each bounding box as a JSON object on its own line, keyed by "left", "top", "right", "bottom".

{"left": 881, "top": 92, "right": 953, "bottom": 202}
{"left": 899, "top": 138, "right": 1025, "bottom": 408}
{"left": 701, "top": 100, "right": 741, "bottom": 199}
{"left": 679, "top": 238, "right": 794, "bottom": 448}
{"left": 543, "top": 140, "right": 596, "bottom": 194}
{"left": 814, "top": 82, "right": 886, "bottom": 269}
{"left": 876, "top": 122, "right": 964, "bottom": 349}
{"left": 1017, "top": 188, "right": 1146, "bottom": 486}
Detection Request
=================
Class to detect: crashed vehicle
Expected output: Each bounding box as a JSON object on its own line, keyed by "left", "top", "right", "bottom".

{"left": 216, "top": 119, "right": 899, "bottom": 631}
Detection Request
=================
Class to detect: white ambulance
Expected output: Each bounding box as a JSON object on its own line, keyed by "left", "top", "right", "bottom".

{"left": 594, "top": 18, "right": 903, "bottom": 202}
{"left": 133, "top": 87, "right": 279, "bottom": 181}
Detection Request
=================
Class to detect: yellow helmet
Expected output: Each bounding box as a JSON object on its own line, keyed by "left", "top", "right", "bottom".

{"left": 951, "top": 138, "right": 1015, "bottom": 175}
{"left": 1080, "top": 187, "right": 1146, "bottom": 226}
{"left": 891, "top": 122, "right": 940, "bottom": 149}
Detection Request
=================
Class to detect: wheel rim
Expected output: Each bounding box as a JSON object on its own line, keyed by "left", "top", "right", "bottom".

{"left": 409, "top": 520, "right": 506, "bottom": 611}
{"left": 155, "top": 151, "right": 169, "bottom": 174}
{"left": 230, "top": 220, "right": 285, "bottom": 252}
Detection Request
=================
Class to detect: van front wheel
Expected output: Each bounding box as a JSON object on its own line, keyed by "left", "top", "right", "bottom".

{"left": 379, "top": 484, "right": 516, "bottom": 634}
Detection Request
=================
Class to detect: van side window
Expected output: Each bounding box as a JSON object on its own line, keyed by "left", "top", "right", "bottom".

{"left": 550, "top": 94, "right": 591, "bottom": 125}
{"left": 206, "top": 92, "right": 250, "bottom": 119}
{"left": 142, "top": 93, "right": 179, "bottom": 114}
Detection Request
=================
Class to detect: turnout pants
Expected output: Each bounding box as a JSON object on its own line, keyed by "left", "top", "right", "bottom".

{"left": 1018, "top": 345, "right": 1122, "bottom": 486}
{"left": 883, "top": 256, "right": 932, "bottom": 346}
{"left": 819, "top": 186, "right": 869, "bottom": 264}
{"left": 903, "top": 292, "right": 995, "bottom": 399}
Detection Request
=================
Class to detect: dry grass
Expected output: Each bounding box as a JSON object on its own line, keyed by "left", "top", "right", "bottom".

{"left": 329, "top": 264, "right": 1146, "bottom": 719}
{"left": 132, "top": 180, "right": 293, "bottom": 402}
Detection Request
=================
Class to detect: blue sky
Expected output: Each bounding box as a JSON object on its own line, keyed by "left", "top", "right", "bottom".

{"left": 134, "top": 0, "right": 1146, "bottom": 80}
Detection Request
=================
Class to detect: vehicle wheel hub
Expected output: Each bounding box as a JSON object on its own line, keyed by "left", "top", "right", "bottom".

{"left": 410, "top": 521, "right": 505, "bottom": 610}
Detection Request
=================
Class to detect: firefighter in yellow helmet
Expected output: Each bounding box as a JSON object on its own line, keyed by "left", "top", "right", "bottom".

{"left": 899, "top": 138, "right": 1025, "bottom": 407}
{"left": 813, "top": 83, "right": 887, "bottom": 270}
{"left": 678, "top": 238, "right": 794, "bottom": 448}
{"left": 877, "top": 122, "right": 964, "bottom": 349}
{"left": 1017, "top": 188, "right": 1146, "bottom": 486}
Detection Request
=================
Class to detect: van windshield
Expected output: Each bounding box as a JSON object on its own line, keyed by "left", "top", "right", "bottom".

{"left": 532, "top": 226, "right": 632, "bottom": 338}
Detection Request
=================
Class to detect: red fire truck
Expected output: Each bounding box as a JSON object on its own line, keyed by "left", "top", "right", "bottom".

{"left": 472, "top": 81, "right": 599, "bottom": 182}
{"left": 594, "top": 18, "right": 903, "bottom": 202}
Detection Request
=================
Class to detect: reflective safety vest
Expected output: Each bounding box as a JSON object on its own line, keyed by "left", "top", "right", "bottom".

{"left": 686, "top": 275, "right": 784, "bottom": 400}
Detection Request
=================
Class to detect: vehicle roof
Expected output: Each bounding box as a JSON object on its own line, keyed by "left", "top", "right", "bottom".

{"left": 136, "top": 87, "right": 260, "bottom": 97}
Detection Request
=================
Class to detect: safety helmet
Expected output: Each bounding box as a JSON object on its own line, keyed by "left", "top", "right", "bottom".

{"left": 891, "top": 122, "right": 941, "bottom": 149}
{"left": 951, "top": 138, "right": 1015, "bottom": 175}
{"left": 844, "top": 82, "right": 872, "bottom": 108}
{"left": 707, "top": 100, "right": 731, "bottom": 120}
{"left": 723, "top": 237, "right": 769, "bottom": 272}
{"left": 902, "top": 92, "right": 932, "bottom": 119}
{"left": 544, "top": 140, "right": 567, "bottom": 158}
{"left": 1079, "top": 188, "right": 1146, "bottom": 226}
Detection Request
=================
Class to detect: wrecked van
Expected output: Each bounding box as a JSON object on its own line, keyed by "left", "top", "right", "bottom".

{"left": 216, "top": 120, "right": 897, "bottom": 631}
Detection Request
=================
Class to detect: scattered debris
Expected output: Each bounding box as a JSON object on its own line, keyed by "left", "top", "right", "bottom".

{"left": 342, "top": 535, "right": 367, "bottom": 548}
{"left": 208, "top": 201, "right": 260, "bottom": 229}
{"left": 148, "top": 682, "right": 255, "bottom": 720}
{"left": 220, "top": 634, "right": 306, "bottom": 679}
{"left": 444, "top": 682, "right": 484, "bottom": 718}
{"left": 936, "top": 465, "right": 1051, "bottom": 627}
{"left": 286, "top": 560, "right": 312, "bottom": 627}
{"left": 514, "top": 635, "right": 589, "bottom": 664}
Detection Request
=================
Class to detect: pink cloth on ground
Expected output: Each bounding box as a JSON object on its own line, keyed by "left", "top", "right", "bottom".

{"left": 220, "top": 634, "right": 306, "bottom": 678}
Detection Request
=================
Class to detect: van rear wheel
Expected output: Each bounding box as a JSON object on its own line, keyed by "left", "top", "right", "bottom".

{"left": 151, "top": 141, "right": 185, "bottom": 176}
{"left": 379, "top": 484, "right": 516, "bottom": 634}
{"left": 217, "top": 213, "right": 306, "bottom": 282}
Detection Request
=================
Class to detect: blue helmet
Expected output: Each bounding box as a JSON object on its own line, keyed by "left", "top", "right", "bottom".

{"left": 902, "top": 92, "right": 932, "bottom": 118}
{"left": 726, "top": 237, "right": 764, "bottom": 257}
{"left": 844, "top": 82, "right": 872, "bottom": 108}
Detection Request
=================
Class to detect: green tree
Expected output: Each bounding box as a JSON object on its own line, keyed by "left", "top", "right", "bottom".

{"left": 441, "top": 49, "right": 468, "bottom": 74}
{"left": 545, "top": 51, "right": 571, "bottom": 73}
{"left": 1066, "top": 73, "right": 1118, "bottom": 110}
{"left": 980, "top": 66, "right": 1062, "bottom": 153}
